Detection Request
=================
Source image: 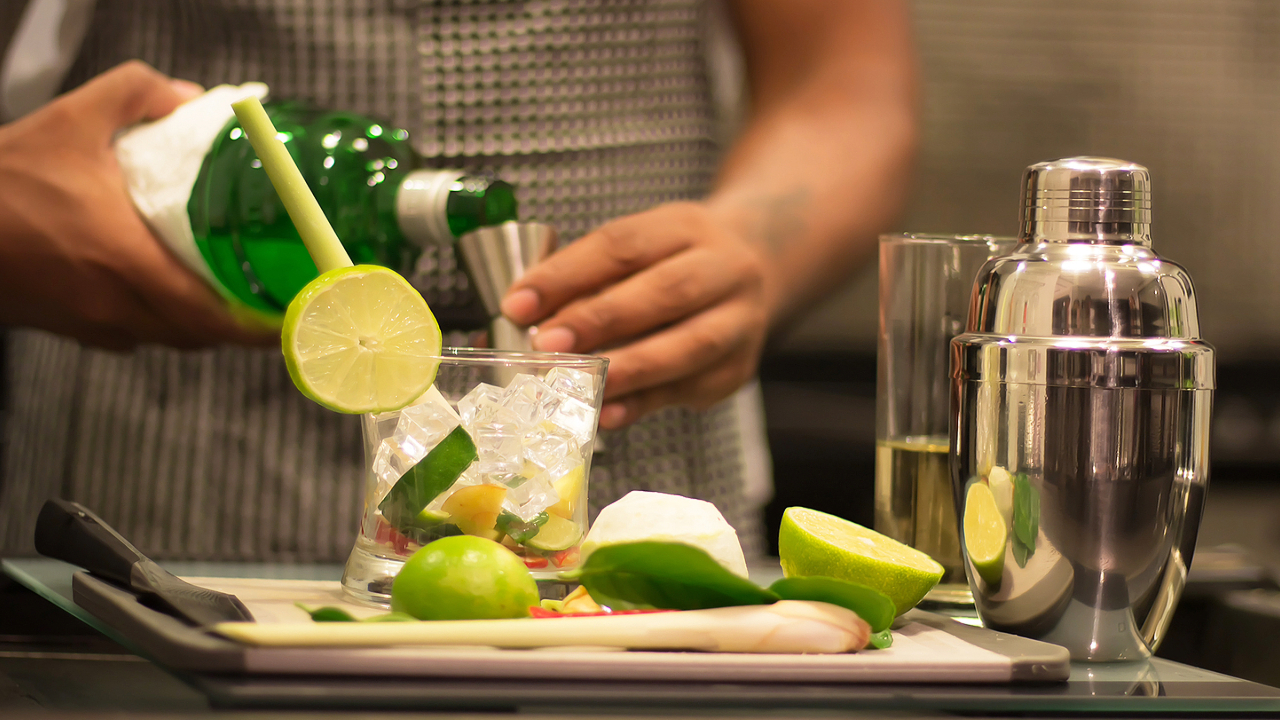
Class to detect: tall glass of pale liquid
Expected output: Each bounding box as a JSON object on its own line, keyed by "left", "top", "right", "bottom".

{"left": 876, "top": 233, "right": 1014, "bottom": 604}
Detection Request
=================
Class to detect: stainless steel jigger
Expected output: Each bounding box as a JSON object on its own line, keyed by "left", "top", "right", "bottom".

{"left": 950, "top": 157, "right": 1215, "bottom": 661}
{"left": 456, "top": 221, "right": 558, "bottom": 351}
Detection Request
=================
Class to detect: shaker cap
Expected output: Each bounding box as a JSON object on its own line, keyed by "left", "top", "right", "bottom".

{"left": 955, "top": 156, "right": 1213, "bottom": 390}
{"left": 1021, "top": 157, "right": 1151, "bottom": 245}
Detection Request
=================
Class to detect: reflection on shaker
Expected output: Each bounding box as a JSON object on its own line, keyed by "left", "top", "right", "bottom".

{"left": 951, "top": 157, "right": 1214, "bottom": 662}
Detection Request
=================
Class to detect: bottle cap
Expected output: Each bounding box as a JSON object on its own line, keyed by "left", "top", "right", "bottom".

{"left": 1020, "top": 157, "right": 1151, "bottom": 246}
{"left": 397, "top": 169, "right": 465, "bottom": 245}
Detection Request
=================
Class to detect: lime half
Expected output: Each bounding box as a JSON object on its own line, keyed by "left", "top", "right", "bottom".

{"left": 282, "top": 265, "right": 442, "bottom": 414}
{"left": 964, "top": 481, "right": 1008, "bottom": 588}
{"left": 778, "top": 506, "right": 944, "bottom": 616}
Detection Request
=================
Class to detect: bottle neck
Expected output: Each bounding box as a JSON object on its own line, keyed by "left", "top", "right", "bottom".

{"left": 396, "top": 169, "right": 465, "bottom": 247}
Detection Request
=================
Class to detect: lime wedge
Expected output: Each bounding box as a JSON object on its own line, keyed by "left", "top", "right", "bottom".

{"left": 440, "top": 484, "right": 507, "bottom": 540}
{"left": 964, "top": 481, "right": 1008, "bottom": 588}
{"left": 416, "top": 508, "right": 451, "bottom": 525}
{"left": 778, "top": 506, "right": 944, "bottom": 616}
{"left": 525, "top": 513, "right": 582, "bottom": 552}
{"left": 282, "top": 265, "right": 442, "bottom": 414}
{"left": 546, "top": 464, "right": 585, "bottom": 519}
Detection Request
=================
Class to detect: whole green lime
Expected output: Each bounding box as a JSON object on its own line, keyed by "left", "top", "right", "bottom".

{"left": 390, "top": 535, "right": 539, "bottom": 620}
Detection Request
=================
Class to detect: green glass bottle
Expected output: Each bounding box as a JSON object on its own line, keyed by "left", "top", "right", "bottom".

{"left": 187, "top": 101, "right": 517, "bottom": 316}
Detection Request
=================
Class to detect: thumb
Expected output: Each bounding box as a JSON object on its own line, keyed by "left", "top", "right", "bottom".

{"left": 67, "top": 60, "right": 202, "bottom": 134}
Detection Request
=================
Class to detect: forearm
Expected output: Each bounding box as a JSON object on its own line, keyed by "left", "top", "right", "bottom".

{"left": 706, "top": 0, "right": 918, "bottom": 329}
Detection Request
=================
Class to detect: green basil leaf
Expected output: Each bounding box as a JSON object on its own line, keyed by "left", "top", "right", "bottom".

{"left": 768, "top": 576, "right": 895, "bottom": 632}
{"left": 297, "top": 603, "right": 418, "bottom": 623}
{"left": 378, "top": 425, "right": 477, "bottom": 534}
{"left": 1011, "top": 538, "right": 1030, "bottom": 568}
{"left": 571, "top": 541, "right": 779, "bottom": 610}
{"left": 869, "top": 629, "right": 894, "bottom": 649}
{"left": 497, "top": 510, "right": 548, "bottom": 544}
{"left": 1012, "top": 472, "right": 1039, "bottom": 555}
{"left": 297, "top": 603, "right": 357, "bottom": 622}
{"left": 1027, "top": 480, "right": 1040, "bottom": 549}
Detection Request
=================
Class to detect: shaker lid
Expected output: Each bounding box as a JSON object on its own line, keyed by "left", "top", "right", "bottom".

{"left": 956, "top": 156, "right": 1213, "bottom": 389}
{"left": 965, "top": 155, "right": 1205, "bottom": 341}
{"left": 1021, "top": 157, "right": 1151, "bottom": 245}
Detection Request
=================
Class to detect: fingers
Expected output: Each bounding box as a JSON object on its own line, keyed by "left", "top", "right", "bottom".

{"left": 77, "top": 202, "right": 277, "bottom": 348}
{"left": 127, "top": 249, "right": 278, "bottom": 346}
{"left": 94, "top": 60, "right": 199, "bottom": 125}
{"left": 498, "top": 202, "right": 774, "bottom": 428}
{"left": 506, "top": 203, "right": 767, "bottom": 356}
{"left": 128, "top": 275, "right": 274, "bottom": 348}
{"left": 62, "top": 61, "right": 200, "bottom": 138}
{"left": 600, "top": 290, "right": 762, "bottom": 396}
{"left": 599, "top": 346, "right": 761, "bottom": 430}
{"left": 529, "top": 245, "right": 752, "bottom": 354}
{"left": 501, "top": 205, "right": 707, "bottom": 326}
{"left": 0, "top": 61, "right": 262, "bottom": 351}
{"left": 51, "top": 235, "right": 262, "bottom": 349}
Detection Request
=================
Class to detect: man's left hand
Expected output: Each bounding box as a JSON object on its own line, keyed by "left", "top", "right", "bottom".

{"left": 500, "top": 202, "right": 773, "bottom": 430}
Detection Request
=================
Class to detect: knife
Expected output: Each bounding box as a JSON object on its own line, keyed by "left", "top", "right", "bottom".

{"left": 34, "top": 498, "right": 254, "bottom": 626}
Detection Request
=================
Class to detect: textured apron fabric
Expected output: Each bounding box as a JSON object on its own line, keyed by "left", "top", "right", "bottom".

{"left": 0, "top": 0, "right": 763, "bottom": 561}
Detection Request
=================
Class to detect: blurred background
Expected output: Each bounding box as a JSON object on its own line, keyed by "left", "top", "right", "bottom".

{"left": 760, "top": 0, "right": 1280, "bottom": 683}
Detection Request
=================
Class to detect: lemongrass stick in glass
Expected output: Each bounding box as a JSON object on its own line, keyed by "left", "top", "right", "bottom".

{"left": 230, "top": 96, "right": 353, "bottom": 273}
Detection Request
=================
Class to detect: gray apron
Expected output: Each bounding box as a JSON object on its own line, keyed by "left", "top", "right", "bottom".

{"left": 0, "top": 0, "right": 763, "bottom": 561}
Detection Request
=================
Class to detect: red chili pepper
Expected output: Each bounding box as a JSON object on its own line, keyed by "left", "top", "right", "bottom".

{"left": 390, "top": 527, "right": 414, "bottom": 555}
{"left": 549, "top": 546, "right": 580, "bottom": 568}
{"left": 526, "top": 607, "right": 677, "bottom": 618}
{"left": 523, "top": 556, "right": 549, "bottom": 569}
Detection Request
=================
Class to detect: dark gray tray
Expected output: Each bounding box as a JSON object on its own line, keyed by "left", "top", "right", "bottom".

{"left": 16, "top": 558, "right": 1280, "bottom": 714}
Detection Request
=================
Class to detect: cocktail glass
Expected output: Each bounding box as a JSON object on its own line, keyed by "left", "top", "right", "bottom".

{"left": 341, "top": 348, "right": 608, "bottom": 606}
{"left": 876, "top": 233, "right": 1015, "bottom": 604}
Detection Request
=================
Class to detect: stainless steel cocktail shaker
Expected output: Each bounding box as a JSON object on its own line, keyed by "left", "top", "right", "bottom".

{"left": 950, "top": 157, "right": 1215, "bottom": 661}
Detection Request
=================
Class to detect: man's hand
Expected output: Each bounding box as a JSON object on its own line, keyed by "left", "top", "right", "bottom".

{"left": 500, "top": 1, "right": 915, "bottom": 430}
{"left": 0, "top": 60, "right": 276, "bottom": 350}
{"left": 501, "top": 202, "right": 771, "bottom": 430}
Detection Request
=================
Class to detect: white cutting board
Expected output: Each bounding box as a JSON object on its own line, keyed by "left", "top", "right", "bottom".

{"left": 179, "top": 576, "right": 1062, "bottom": 683}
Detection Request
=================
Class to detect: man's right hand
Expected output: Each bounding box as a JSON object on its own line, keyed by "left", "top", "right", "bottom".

{"left": 0, "top": 60, "right": 276, "bottom": 351}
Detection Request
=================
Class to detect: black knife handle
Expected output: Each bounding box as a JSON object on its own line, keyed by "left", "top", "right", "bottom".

{"left": 34, "top": 499, "right": 144, "bottom": 586}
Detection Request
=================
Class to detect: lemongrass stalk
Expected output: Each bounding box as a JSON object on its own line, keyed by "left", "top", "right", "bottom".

{"left": 214, "top": 601, "right": 869, "bottom": 653}
{"left": 230, "top": 97, "right": 353, "bottom": 273}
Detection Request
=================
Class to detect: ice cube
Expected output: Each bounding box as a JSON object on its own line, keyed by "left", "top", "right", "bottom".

{"left": 408, "top": 383, "right": 462, "bottom": 422}
{"left": 539, "top": 454, "right": 584, "bottom": 488}
{"left": 524, "top": 426, "right": 575, "bottom": 469}
{"left": 393, "top": 397, "right": 459, "bottom": 460}
{"left": 502, "top": 473, "right": 560, "bottom": 522}
{"left": 545, "top": 366, "right": 597, "bottom": 403}
{"left": 471, "top": 405, "right": 525, "bottom": 476}
{"left": 458, "top": 383, "right": 504, "bottom": 426}
{"left": 542, "top": 393, "right": 598, "bottom": 445}
{"left": 370, "top": 440, "right": 417, "bottom": 500}
{"left": 368, "top": 410, "right": 401, "bottom": 443}
{"left": 501, "top": 374, "right": 553, "bottom": 427}
{"left": 491, "top": 471, "right": 529, "bottom": 489}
